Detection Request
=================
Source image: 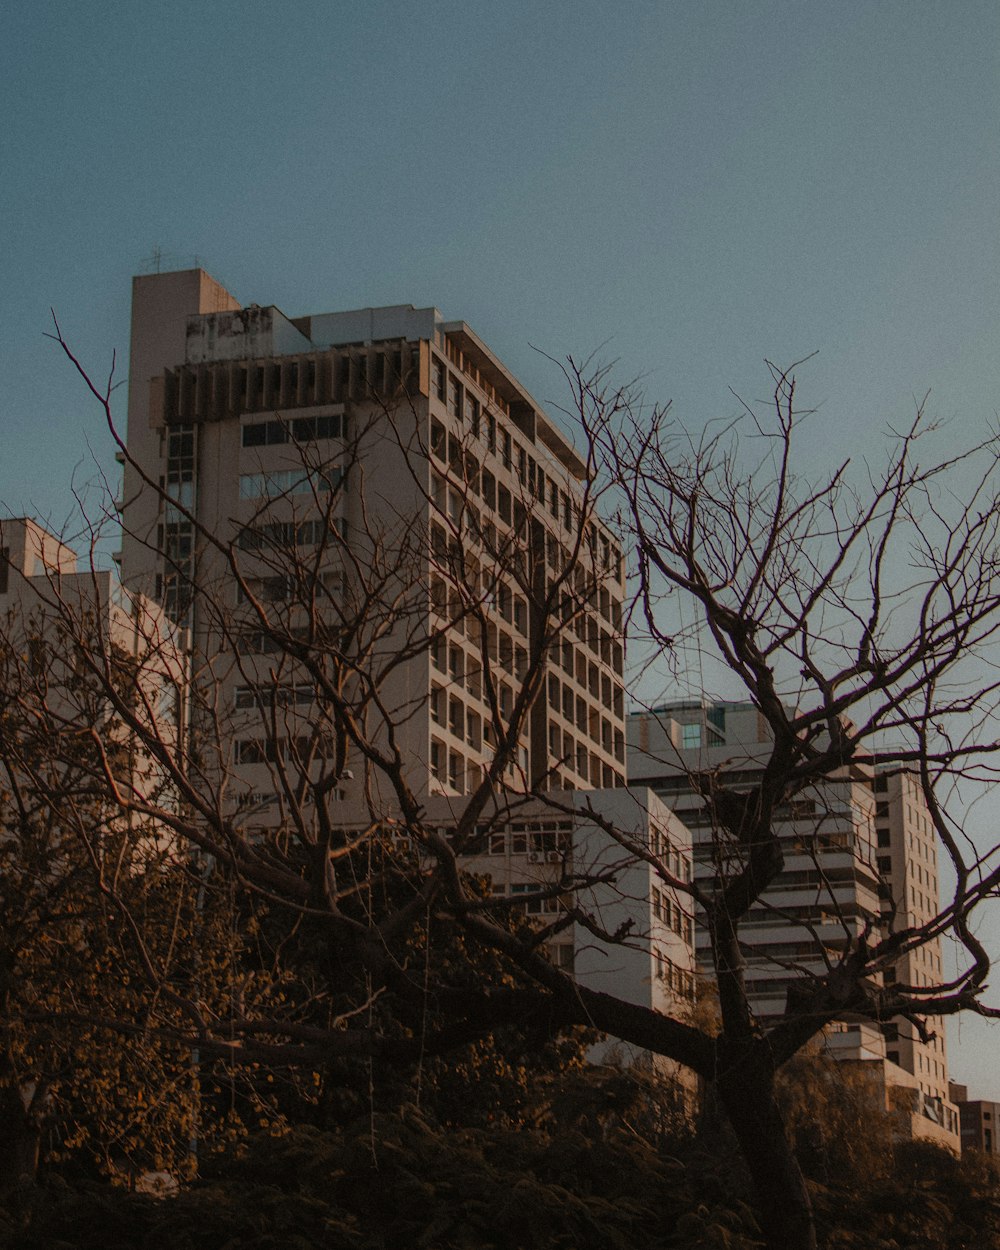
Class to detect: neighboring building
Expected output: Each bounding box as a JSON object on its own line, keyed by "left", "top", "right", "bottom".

{"left": 0, "top": 517, "right": 185, "bottom": 822}
{"left": 120, "top": 268, "right": 627, "bottom": 809}
{"left": 871, "top": 767, "right": 957, "bottom": 1142}
{"left": 949, "top": 1084, "right": 1000, "bottom": 1154}
{"left": 627, "top": 699, "right": 960, "bottom": 1149}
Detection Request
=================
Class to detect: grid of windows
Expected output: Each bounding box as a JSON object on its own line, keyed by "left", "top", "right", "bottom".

{"left": 426, "top": 353, "right": 626, "bottom": 793}
{"left": 161, "top": 424, "right": 197, "bottom": 625}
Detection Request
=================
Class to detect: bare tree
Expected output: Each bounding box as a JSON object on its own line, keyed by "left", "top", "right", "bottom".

{"left": 571, "top": 355, "right": 1000, "bottom": 1247}
{"left": 27, "top": 330, "right": 1000, "bottom": 1249}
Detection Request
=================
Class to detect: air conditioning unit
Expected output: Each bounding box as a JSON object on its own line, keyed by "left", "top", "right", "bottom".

{"left": 527, "top": 851, "right": 541, "bottom": 863}
{"left": 546, "top": 851, "right": 561, "bottom": 864}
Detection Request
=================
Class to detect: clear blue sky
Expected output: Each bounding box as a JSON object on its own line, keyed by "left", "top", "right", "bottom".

{"left": 3, "top": 1, "right": 1000, "bottom": 1091}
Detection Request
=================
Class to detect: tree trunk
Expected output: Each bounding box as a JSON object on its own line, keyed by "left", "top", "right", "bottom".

{"left": 0, "top": 1079, "right": 41, "bottom": 1192}
{"left": 718, "top": 1058, "right": 817, "bottom": 1250}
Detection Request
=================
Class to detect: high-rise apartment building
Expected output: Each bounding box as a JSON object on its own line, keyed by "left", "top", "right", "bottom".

{"left": 121, "top": 269, "right": 627, "bottom": 805}
{"left": 627, "top": 700, "right": 960, "bottom": 1148}
{"left": 119, "top": 269, "right": 691, "bottom": 1034}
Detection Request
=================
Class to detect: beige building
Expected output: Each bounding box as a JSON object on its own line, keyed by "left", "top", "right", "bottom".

{"left": 871, "top": 767, "right": 957, "bottom": 1143}
{"left": 0, "top": 517, "right": 184, "bottom": 821}
{"left": 1, "top": 517, "right": 179, "bottom": 679}
{"left": 627, "top": 699, "right": 960, "bottom": 1149}
{"left": 120, "top": 269, "right": 627, "bottom": 808}
{"left": 118, "top": 269, "right": 695, "bottom": 1038}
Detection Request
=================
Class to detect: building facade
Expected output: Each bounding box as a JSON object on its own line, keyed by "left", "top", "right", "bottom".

{"left": 872, "top": 767, "right": 954, "bottom": 1137}
{"left": 389, "top": 785, "right": 697, "bottom": 1067}
{"left": 119, "top": 269, "right": 692, "bottom": 1036}
{"left": 121, "top": 269, "right": 627, "bottom": 808}
{"left": 950, "top": 1085, "right": 1000, "bottom": 1154}
{"left": 0, "top": 517, "right": 184, "bottom": 826}
{"left": 627, "top": 699, "right": 960, "bottom": 1148}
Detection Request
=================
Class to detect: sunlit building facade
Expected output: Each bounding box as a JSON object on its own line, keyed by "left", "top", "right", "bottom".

{"left": 119, "top": 269, "right": 692, "bottom": 1032}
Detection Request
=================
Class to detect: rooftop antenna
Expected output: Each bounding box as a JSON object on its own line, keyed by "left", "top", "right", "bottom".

{"left": 138, "top": 248, "right": 205, "bottom": 275}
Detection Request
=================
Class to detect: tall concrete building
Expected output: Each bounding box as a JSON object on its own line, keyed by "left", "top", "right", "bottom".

{"left": 627, "top": 699, "right": 960, "bottom": 1148}
{"left": 121, "top": 269, "right": 627, "bottom": 806}
{"left": 119, "top": 269, "right": 691, "bottom": 1034}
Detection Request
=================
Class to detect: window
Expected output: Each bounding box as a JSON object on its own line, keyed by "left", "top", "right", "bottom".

{"left": 481, "top": 468, "right": 496, "bottom": 511}
{"left": 236, "top": 736, "right": 328, "bottom": 764}
{"left": 239, "top": 575, "right": 293, "bottom": 604}
{"left": 236, "top": 739, "right": 273, "bottom": 765}
{"left": 449, "top": 645, "right": 465, "bottom": 682}
{"left": 239, "top": 517, "right": 340, "bottom": 552}
{"left": 499, "top": 633, "right": 513, "bottom": 673}
{"left": 680, "top": 725, "right": 705, "bottom": 750}
{"left": 497, "top": 485, "right": 512, "bottom": 525}
{"left": 434, "top": 359, "right": 446, "bottom": 401}
{"left": 466, "top": 395, "right": 480, "bottom": 437}
{"left": 238, "top": 467, "right": 341, "bottom": 500}
{"left": 494, "top": 583, "right": 510, "bottom": 622}
{"left": 0, "top": 547, "right": 7, "bottom": 595}
{"left": 235, "top": 684, "right": 313, "bottom": 709}
{"left": 166, "top": 478, "right": 194, "bottom": 508}
{"left": 241, "top": 415, "right": 343, "bottom": 447}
